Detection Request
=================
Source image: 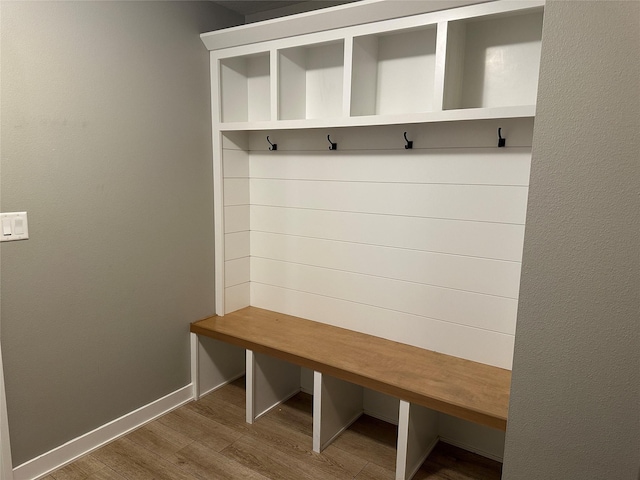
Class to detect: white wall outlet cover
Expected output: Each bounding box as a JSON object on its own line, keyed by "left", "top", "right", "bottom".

{"left": 0, "top": 212, "right": 29, "bottom": 242}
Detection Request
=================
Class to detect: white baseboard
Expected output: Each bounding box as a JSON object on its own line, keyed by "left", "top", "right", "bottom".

{"left": 12, "top": 384, "right": 193, "bottom": 480}
{"left": 1, "top": 345, "right": 14, "bottom": 480}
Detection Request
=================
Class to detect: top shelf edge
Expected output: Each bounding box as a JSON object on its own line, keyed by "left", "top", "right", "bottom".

{"left": 202, "top": 0, "right": 544, "bottom": 52}
{"left": 216, "top": 106, "right": 537, "bottom": 132}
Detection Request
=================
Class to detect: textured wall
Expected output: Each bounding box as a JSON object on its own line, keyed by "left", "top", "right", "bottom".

{"left": 0, "top": 1, "right": 241, "bottom": 465}
{"left": 503, "top": 2, "right": 639, "bottom": 479}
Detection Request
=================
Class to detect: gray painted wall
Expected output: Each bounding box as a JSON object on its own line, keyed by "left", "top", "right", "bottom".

{"left": 503, "top": 2, "right": 639, "bottom": 479}
{"left": 0, "top": 1, "right": 241, "bottom": 465}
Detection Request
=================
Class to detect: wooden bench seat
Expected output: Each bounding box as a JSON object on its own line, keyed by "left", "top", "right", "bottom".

{"left": 190, "top": 306, "right": 511, "bottom": 480}
{"left": 191, "top": 306, "right": 511, "bottom": 430}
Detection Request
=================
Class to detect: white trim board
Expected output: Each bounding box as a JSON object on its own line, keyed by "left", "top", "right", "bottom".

{"left": 1, "top": 343, "right": 14, "bottom": 480}
{"left": 201, "top": 0, "right": 489, "bottom": 51}
{"left": 12, "top": 385, "right": 193, "bottom": 480}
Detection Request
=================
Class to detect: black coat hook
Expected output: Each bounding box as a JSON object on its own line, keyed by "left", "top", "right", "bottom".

{"left": 497, "top": 128, "right": 506, "bottom": 148}
{"left": 327, "top": 135, "right": 337, "bottom": 151}
{"left": 403, "top": 132, "right": 413, "bottom": 149}
{"left": 267, "top": 136, "right": 277, "bottom": 151}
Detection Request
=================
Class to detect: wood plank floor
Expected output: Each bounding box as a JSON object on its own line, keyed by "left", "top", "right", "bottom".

{"left": 45, "top": 378, "right": 502, "bottom": 480}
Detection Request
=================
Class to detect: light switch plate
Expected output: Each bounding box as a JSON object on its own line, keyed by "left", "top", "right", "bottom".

{"left": 0, "top": 212, "right": 29, "bottom": 242}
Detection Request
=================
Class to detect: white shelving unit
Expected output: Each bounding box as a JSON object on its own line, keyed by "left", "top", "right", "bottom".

{"left": 198, "top": 1, "right": 544, "bottom": 478}
{"left": 213, "top": 0, "right": 543, "bottom": 129}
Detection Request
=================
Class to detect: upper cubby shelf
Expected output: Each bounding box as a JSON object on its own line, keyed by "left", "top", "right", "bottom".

{"left": 279, "top": 40, "right": 345, "bottom": 121}
{"left": 351, "top": 25, "right": 438, "bottom": 117}
{"left": 443, "top": 9, "right": 544, "bottom": 111}
{"left": 207, "top": 0, "right": 544, "bottom": 131}
{"left": 220, "top": 52, "right": 270, "bottom": 123}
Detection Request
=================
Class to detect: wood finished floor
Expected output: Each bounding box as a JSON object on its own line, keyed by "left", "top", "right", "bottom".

{"left": 45, "top": 378, "right": 502, "bottom": 480}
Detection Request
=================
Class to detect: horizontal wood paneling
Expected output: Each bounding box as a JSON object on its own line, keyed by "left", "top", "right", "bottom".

{"left": 225, "top": 257, "right": 250, "bottom": 288}
{"left": 249, "top": 148, "right": 532, "bottom": 185}
{"left": 224, "top": 178, "right": 250, "bottom": 206}
{"left": 224, "top": 231, "right": 251, "bottom": 260}
{"left": 225, "top": 232, "right": 251, "bottom": 261}
{"left": 250, "top": 283, "right": 515, "bottom": 369}
{"left": 223, "top": 148, "right": 250, "bottom": 177}
{"left": 251, "top": 233, "right": 521, "bottom": 299}
{"left": 250, "top": 206, "right": 525, "bottom": 261}
{"left": 250, "top": 257, "right": 517, "bottom": 333}
{"left": 223, "top": 143, "right": 251, "bottom": 314}
{"left": 219, "top": 120, "right": 532, "bottom": 366}
{"left": 250, "top": 179, "right": 528, "bottom": 224}
{"left": 225, "top": 283, "right": 250, "bottom": 314}
{"left": 224, "top": 205, "right": 250, "bottom": 233}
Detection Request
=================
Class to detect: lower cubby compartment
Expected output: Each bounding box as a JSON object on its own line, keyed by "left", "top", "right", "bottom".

{"left": 246, "top": 350, "right": 303, "bottom": 423}
{"left": 194, "top": 336, "right": 246, "bottom": 397}
{"left": 193, "top": 376, "right": 502, "bottom": 480}
{"left": 193, "top": 338, "right": 503, "bottom": 479}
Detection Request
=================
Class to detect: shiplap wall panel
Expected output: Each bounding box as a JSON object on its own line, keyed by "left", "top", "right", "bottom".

{"left": 225, "top": 257, "right": 250, "bottom": 288}
{"left": 219, "top": 121, "right": 532, "bottom": 367}
{"left": 250, "top": 179, "right": 528, "bottom": 224}
{"left": 250, "top": 206, "right": 525, "bottom": 261}
{"left": 250, "top": 233, "right": 521, "bottom": 299}
{"left": 224, "top": 206, "right": 250, "bottom": 233}
{"left": 223, "top": 148, "right": 250, "bottom": 177}
{"left": 251, "top": 257, "right": 517, "bottom": 334}
{"left": 249, "top": 149, "right": 531, "bottom": 186}
{"left": 224, "top": 178, "right": 250, "bottom": 206}
{"left": 225, "top": 232, "right": 250, "bottom": 261}
{"left": 251, "top": 283, "right": 515, "bottom": 369}
{"left": 225, "top": 283, "right": 250, "bottom": 315}
{"left": 223, "top": 137, "right": 251, "bottom": 314}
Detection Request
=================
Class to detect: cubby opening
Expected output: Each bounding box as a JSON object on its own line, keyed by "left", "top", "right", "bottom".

{"left": 278, "top": 41, "right": 345, "bottom": 120}
{"left": 351, "top": 25, "right": 438, "bottom": 116}
{"left": 443, "top": 8, "right": 544, "bottom": 110}
{"left": 220, "top": 52, "right": 271, "bottom": 122}
{"left": 339, "top": 415, "right": 400, "bottom": 470}
{"left": 249, "top": 351, "right": 302, "bottom": 422}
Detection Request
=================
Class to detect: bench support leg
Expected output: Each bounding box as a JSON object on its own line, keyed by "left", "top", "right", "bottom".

{"left": 190, "top": 333, "right": 200, "bottom": 400}
{"left": 246, "top": 350, "right": 301, "bottom": 424}
{"left": 396, "top": 401, "right": 438, "bottom": 480}
{"left": 313, "top": 371, "right": 363, "bottom": 453}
